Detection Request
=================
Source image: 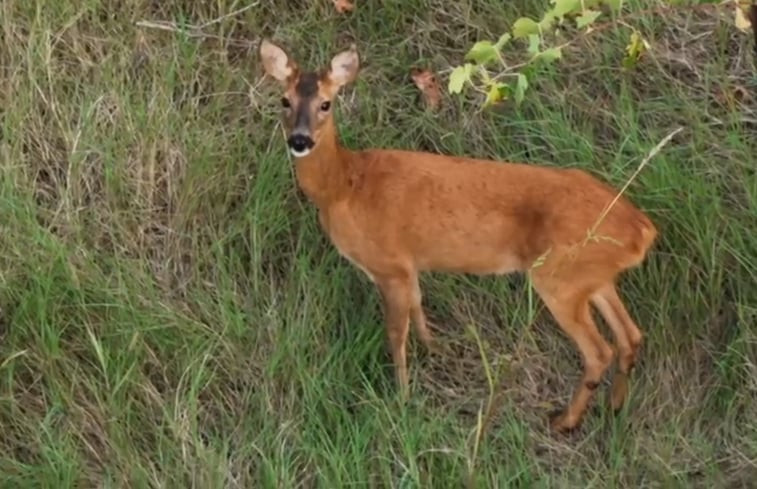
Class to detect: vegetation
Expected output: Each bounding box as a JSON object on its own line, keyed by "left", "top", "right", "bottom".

{"left": 447, "top": 0, "right": 755, "bottom": 108}
{"left": 0, "top": 0, "right": 754, "bottom": 486}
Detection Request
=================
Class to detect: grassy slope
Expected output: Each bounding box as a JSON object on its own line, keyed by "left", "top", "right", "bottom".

{"left": 0, "top": 0, "right": 755, "bottom": 487}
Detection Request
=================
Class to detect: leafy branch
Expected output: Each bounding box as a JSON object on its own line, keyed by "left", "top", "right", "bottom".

{"left": 447, "top": 0, "right": 753, "bottom": 107}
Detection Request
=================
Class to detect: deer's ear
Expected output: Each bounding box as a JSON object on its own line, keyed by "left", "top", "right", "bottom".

{"left": 327, "top": 44, "right": 359, "bottom": 88}
{"left": 260, "top": 39, "right": 297, "bottom": 83}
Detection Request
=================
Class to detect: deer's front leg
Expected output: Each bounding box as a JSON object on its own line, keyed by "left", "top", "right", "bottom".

{"left": 377, "top": 275, "right": 413, "bottom": 397}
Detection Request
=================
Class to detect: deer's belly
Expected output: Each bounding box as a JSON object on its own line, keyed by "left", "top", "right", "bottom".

{"left": 417, "top": 245, "right": 523, "bottom": 276}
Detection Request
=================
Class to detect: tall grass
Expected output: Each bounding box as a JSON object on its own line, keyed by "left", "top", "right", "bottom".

{"left": 0, "top": 0, "right": 755, "bottom": 486}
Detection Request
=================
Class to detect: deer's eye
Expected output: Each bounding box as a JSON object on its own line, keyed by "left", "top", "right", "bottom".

{"left": 320, "top": 101, "right": 331, "bottom": 111}
{"left": 281, "top": 97, "right": 291, "bottom": 108}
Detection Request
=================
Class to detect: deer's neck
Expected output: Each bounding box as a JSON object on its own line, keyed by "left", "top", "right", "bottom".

{"left": 293, "top": 118, "right": 351, "bottom": 208}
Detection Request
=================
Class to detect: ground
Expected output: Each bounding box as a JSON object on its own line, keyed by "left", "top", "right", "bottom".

{"left": 0, "top": 0, "right": 755, "bottom": 487}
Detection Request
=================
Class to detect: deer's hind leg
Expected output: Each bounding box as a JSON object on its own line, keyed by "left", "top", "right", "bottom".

{"left": 591, "top": 282, "right": 644, "bottom": 411}
{"left": 409, "top": 275, "right": 438, "bottom": 353}
{"left": 533, "top": 275, "right": 614, "bottom": 432}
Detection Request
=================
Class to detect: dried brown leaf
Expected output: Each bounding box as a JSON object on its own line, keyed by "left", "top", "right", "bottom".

{"left": 734, "top": 2, "right": 752, "bottom": 32}
{"left": 332, "top": 0, "right": 354, "bottom": 14}
{"left": 410, "top": 68, "right": 442, "bottom": 110}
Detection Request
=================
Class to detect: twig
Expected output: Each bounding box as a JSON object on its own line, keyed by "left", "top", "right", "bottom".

{"left": 135, "top": 20, "right": 256, "bottom": 47}
{"left": 751, "top": 2, "right": 757, "bottom": 58}
{"left": 580, "top": 1, "right": 725, "bottom": 39}
{"left": 588, "top": 126, "right": 684, "bottom": 238}
{"left": 199, "top": 1, "right": 261, "bottom": 29}
{"left": 135, "top": 1, "right": 262, "bottom": 49}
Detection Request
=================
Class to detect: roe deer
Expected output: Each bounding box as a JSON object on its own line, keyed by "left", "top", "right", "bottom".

{"left": 259, "top": 40, "right": 657, "bottom": 432}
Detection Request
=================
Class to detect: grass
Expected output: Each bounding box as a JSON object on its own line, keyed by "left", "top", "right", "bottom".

{"left": 0, "top": 0, "right": 755, "bottom": 486}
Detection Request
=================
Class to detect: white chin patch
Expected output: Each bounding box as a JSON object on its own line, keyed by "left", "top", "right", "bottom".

{"left": 290, "top": 147, "right": 311, "bottom": 158}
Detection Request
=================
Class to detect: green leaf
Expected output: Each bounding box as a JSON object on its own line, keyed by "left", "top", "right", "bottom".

{"left": 448, "top": 63, "right": 473, "bottom": 94}
{"left": 494, "top": 33, "right": 512, "bottom": 49}
{"left": 514, "top": 73, "right": 528, "bottom": 105}
{"left": 552, "top": 0, "right": 581, "bottom": 17}
{"left": 539, "top": 10, "right": 557, "bottom": 31}
{"left": 484, "top": 82, "right": 510, "bottom": 106}
{"left": 622, "top": 30, "right": 646, "bottom": 69}
{"left": 527, "top": 34, "right": 541, "bottom": 55}
{"left": 512, "top": 17, "right": 540, "bottom": 38}
{"left": 465, "top": 40, "right": 498, "bottom": 64}
{"left": 576, "top": 9, "right": 602, "bottom": 29}
{"left": 534, "top": 46, "right": 562, "bottom": 62}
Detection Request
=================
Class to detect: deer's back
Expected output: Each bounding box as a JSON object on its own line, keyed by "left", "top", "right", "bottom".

{"left": 327, "top": 149, "right": 656, "bottom": 276}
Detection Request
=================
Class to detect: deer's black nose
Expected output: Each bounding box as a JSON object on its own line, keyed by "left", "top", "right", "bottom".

{"left": 287, "top": 134, "right": 314, "bottom": 153}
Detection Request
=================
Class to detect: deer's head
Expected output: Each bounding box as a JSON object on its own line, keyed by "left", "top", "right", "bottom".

{"left": 260, "top": 40, "right": 359, "bottom": 158}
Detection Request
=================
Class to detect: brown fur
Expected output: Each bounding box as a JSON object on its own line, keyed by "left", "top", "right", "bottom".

{"left": 260, "top": 40, "right": 658, "bottom": 433}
